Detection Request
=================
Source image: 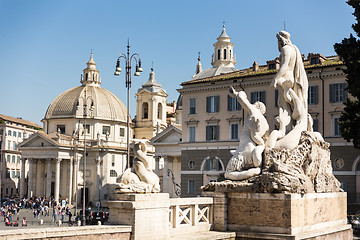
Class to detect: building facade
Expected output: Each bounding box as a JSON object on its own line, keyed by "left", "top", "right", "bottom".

{"left": 19, "top": 54, "right": 133, "bottom": 205}
{"left": 0, "top": 114, "right": 41, "bottom": 198}
{"left": 178, "top": 27, "right": 360, "bottom": 209}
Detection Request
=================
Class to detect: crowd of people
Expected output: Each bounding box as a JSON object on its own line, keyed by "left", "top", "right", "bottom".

{"left": 1, "top": 196, "right": 75, "bottom": 227}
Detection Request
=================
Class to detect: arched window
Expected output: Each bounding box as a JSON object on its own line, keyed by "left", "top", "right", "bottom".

{"left": 157, "top": 103, "right": 162, "bottom": 120}
{"left": 13, "top": 131, "right": 16, "bottom": 137}
{"left": 143, "top": 102, "right": 149, "bottom": 119}
{"left": 12, "top": 155, "right": 15, "bottom": 163}
{"left": 202, "top": 157, "right": 224, "bottom": 171}
{"left": 224, "top": 49, "right": 227, "bottom": 60}
{"left": 18, "top": 132, "right": 21, "bottom": 138}
{"left": 17, "top": 156, "right": 21, "bottom": 164}
{"left": 8, "top": 130, "right": 11, "bottom": 136}
{"left": 218, "top": 49, "right": 220, "bottom": 60}
{"left": 7, "top": 155, "right": 10, "bottom": 162}
{"left": 110, "top": 170, "right": 117, "bottom": 177}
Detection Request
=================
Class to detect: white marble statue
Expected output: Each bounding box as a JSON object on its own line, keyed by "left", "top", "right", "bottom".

{"left": 225, "top": 87, "right": 269, "bottom": 181}
{"left": 267, "top": 30, "right": 312, "bottom": 150}
{"left": 116, "top": 141, "right": 160, "bottom": 193}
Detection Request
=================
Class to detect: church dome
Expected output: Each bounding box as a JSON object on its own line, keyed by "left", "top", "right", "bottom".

{"left": 44, "top": 54, "right": 128, "bottom": 122}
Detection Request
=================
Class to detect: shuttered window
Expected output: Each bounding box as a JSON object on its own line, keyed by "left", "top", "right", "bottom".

{"left": 308, "top": 85, "right": 318, "bottom": 105}
{"left": 206, "top": 125, "right": 219, "bottom": 141}
{"left": 250, "top": 91, "right": 266, "bottom": 104}
{"left": 227, "top": 95, "right": 241, "bottom": 111}
{"left": 206, "top": 96, "right": 220, "bottom": 113}
{"left": 275, "top": 89, "right": 279, "bottom": 107}
{"left": 329, "top": 83, "right": 347, "bottom": 103}
{"left": 189, "top": 98, "right": 196, "bottom": 114}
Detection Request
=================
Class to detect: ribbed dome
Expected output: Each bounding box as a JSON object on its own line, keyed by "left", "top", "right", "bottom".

{"left": 44, "top": 84, "right": 128, "bottom": 122}
{"left": 44, "top": 54, "right": 128, "bottom": 122}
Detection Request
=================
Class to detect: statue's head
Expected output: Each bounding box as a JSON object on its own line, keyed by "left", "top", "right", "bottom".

{"left": 276, "top": 31, "right": 292, "bottom": 49}
{"left": 254, "top": 101, "right": 266, "bottom": 115}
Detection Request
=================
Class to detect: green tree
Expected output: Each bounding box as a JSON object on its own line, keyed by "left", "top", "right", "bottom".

{"left": 334, "top": 0, "right": 360, "bottom": 148}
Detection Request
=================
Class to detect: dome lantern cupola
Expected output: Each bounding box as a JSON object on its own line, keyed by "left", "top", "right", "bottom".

{"left": 211, "top": 24, "right": 236, "bottom": 68}
{"left": 81, "top": 53, "right": 101, "bottom": 85}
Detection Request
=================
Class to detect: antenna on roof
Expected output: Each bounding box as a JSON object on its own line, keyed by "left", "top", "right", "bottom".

{"left": 223, "top": 21, "right": 226, "bottom": 28}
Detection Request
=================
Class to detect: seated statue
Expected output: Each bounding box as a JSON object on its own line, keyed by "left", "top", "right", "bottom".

{"left": 115, "top": 141, "right": 160, "bottom": 193}
{"left": 225, "top": 87, "right": 269, "bottom": 181}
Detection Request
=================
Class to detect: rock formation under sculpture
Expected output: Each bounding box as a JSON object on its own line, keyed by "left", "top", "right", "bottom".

{"left": 115, "top": 141, "right": 160, "bottom": 193}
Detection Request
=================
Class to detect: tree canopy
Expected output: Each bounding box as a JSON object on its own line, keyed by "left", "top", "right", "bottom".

{"left": 334, "top": 0, "right": 360, "bottom": 148}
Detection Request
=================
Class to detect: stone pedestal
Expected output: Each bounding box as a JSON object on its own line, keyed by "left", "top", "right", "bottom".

{"left": 202, "top": 191, "right": 352, "bottom": 239}
{"left": 103, "top": 193, "right": 170, "bottom": 240}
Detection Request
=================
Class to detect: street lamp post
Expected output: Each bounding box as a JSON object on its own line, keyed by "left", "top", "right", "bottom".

{"left": 114, "top": 41, "right": 143, "bottom": 169}
{"left": 79, "top": 87, "right": 94, "bottom": 226}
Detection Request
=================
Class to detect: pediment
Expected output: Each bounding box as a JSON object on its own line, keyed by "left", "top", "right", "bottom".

{"left": 150, "top": 125, "right": 182, "bottom": 144}
{"left": 19, "top": 132, "right": 59, "bottom": 148}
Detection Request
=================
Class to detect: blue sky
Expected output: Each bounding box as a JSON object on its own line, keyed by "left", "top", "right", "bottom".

{"left": 0, "top": 0, "right": 355, "bottom": 125}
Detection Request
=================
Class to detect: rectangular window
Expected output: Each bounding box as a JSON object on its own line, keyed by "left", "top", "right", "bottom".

{"left": 13, "top": 142, "right": 17, "bottom": 151}
{"left": 308, "top": 85, "right": 318, "bottom": 105}
{"left": 120, "top": 127, "right": 125, "bottom": 137}
{"left": 189, "top": 98, "right": 196, "bottom": 114}
{"left": 189, "top": 127, "right": 196, "bottom": 142}
{"left": 206, "top": 125, "right": 219, "bottom": 141}
{"left": 310, "top": 58, "right": 319, "bottom": 65}
{"left": 206, "top": 96, "right": 220, "bottom": 113}
{"left": 103, "top": 126, "right": 110, "bottom": 135}
{"left": 6, "top": 170, "right": 10, "bottom": 179}
{"left": 227, "top": 95, "right": 241, "bottom": 111}
{"left": 12, "top": 170, "right": 15, "bottom": 179}
{"left": 85, "top": 125, "right": 90, "bottom": 134}
{"left": 329, "top": 83, "right": 347, "bottom": 103}
{"left": 7, "top": 141, "right": 11, "bottom": 150}
{"left": 313, "top": 118, "right": 319, "bottom": 132}
{"left": 275, "top": 89, "right": 279, "bottom": 107}
{"left": 251, "top": 91, "right": 266, "bottom": 104}
{"left": 188, "top": 180, "right": 195, "bottom": 194}
{"left": 57, "top": 125, "right": 66, "bottom": 134}
{"left": 230, "top": 123, "right": 239, "bottom": 140}
{"left": 333, "top": 117, "right": 341, "bottom": 136}
{"left": 16, "top": 171, "right": 20, "bottom": 178}
{"left": 112, "top": 155, "right": 115, "bottom": 167}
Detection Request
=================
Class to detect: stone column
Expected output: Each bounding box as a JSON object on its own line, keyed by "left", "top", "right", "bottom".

{"left": 68, "top": 157, "right": 73, "bottom": 204}
{"left": 54, "top": 158, "right": 62, "bottom": 203}
{"left": 163, "top": 156, "right": 168, "bottom": 193}
{"left": 155, "top": 156, "right": 160, "bottom": 176}
{"left": 72, "top": 158, "right": 79, "bottom": 205}
{"left": 28, "top": 159, "right": 33, "bottom": 198}
{"left": 36, "top": 160, "right": 44, "bottom": 196}
{"left": 19, "top": 158, "right": 26, "bottom": 198}
{"left": 46, "top": 159, "right": 52, "bottom": 199}
{"left": 95, "top": 156, "right": 102, "bottom": 202}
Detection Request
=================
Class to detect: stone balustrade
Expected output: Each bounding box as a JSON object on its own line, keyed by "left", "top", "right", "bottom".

{"left": 169, "top": 197, "right": 213, "bottom": 236}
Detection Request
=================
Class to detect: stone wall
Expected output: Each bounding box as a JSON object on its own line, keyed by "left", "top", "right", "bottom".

{"left": 0, "top": 226, "right": 132, "bottom": 240}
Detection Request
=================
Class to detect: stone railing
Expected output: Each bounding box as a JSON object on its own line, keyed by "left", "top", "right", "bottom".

{"left": 169, "top": 197, "right": 213, "bottom": 235}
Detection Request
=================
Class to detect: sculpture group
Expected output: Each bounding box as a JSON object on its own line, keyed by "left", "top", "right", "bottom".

{"left": 225, "top": 31, "right": 330, "bottom": 184}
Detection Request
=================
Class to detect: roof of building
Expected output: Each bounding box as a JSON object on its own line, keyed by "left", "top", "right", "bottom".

{"left": 138, "top": 68, "right": 165, "bottom": 93}
{"left": 182, "top": 55, "right": 343, "bottom": 86}
{"left": 44, "top": 55, "right": 128, "bottom": 122}
{"left": 0, "top": 114, "right": 42, "bottom": 129}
